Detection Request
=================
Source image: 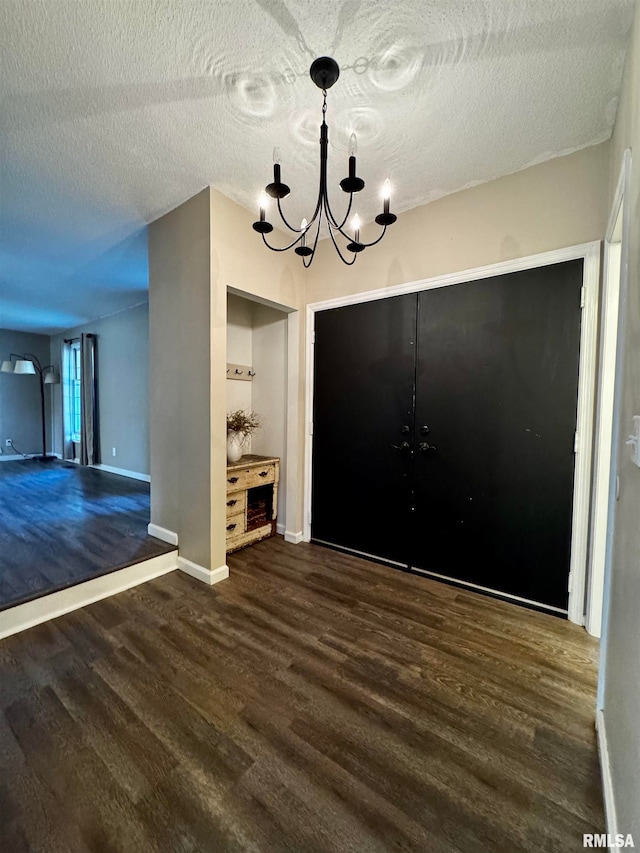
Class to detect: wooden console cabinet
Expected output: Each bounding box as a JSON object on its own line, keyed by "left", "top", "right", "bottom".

{"left": 226, "top": 455, "right": 279, "bottom": 553}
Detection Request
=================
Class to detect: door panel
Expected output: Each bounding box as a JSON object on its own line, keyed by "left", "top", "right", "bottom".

{"left": 412, "top": 261, "right": 583, "bottom": 610}
{"left": 312, "top": 294, "right": 417, "bottom": 564}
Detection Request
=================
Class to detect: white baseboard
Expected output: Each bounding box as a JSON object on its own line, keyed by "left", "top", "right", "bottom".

{"left": 284, "top": 530, "right": 304, "bottom": 544}
{"left": 148, "top": 523, "right": 179, "bottom": 546}
{"left": 0, "top": 453, "right": 62, "bottom": 462}
{"left": 177, "top": 557, "right": 229, "bottom": 586}
{"left": 0, "top": 551, "right": 178, "bottom": 640}
{"left": 596, "top": 709, "right": 619, "bottom": 848}
{"left": 277, "top": 522, "right": 286, "bottom": 535}
{"left": 92, "top": 463, "right": 150, "bottom": 482}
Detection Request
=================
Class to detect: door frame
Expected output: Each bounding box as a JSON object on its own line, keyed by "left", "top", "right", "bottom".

{"left": 305, "top": 242, "right": 601, "bottom": 624}
{"left": 587, "top": 150, "right": 632, "bottom": 639}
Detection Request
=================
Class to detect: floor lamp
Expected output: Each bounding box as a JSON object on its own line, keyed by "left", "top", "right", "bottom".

{"left": 1, "top": 353, "right": 60, "bottom": 460}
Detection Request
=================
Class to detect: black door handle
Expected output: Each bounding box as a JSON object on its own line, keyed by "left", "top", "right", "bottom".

{"left": 418, "top": 442, "right": 437, "bottom": 452}
{"left": 420, "top": 425, "right": 430, "bottom": 435}
{"left": 400, "top": 425, "right": 410, "bottom": 434}
{"left": 390, "top": 442, "right": 411, "bottom": 451}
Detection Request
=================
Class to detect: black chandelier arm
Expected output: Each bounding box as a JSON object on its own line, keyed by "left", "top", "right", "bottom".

{"left": 261, "top": 232, "right": 305, "bottom": 252}
{"left": 327, "top": 217, "right": 357, "bottom": 266}
{"left": 359, "top": 223, "right": 388, "bottom": 248}
{"left": 276, "top": 196, "right": 321, "bottom": 235}
{"left": 324, "top": 190, "right": 354, "bottom": 232}
{"left": 326, "top": 215, "right": 358, "bottom": 245}
{"left": 326, "top": 216, "right": 388, "bottom": 250}
{"left": 302, "top": 207, "right": 324, "bottom": 267}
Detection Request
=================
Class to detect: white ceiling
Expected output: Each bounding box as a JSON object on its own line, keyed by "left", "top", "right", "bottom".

{"left": 1, "top": 0, "right": 635, "bottom": 333}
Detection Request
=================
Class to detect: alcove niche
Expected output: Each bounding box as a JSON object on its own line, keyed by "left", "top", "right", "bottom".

{"left": 226, "top": 292, "right": 288, "bottom": 528}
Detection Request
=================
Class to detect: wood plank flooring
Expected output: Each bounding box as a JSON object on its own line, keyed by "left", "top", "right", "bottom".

{"left": 0, "top": 460, "right": 175, "bottom": 609}
{"left": 0, "top": 537, "right": 603, "bottom": 852}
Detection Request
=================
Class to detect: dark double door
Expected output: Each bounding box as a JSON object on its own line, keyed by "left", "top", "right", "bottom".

{"left": 311, "top": 260, "right": 583, "bottom": 612}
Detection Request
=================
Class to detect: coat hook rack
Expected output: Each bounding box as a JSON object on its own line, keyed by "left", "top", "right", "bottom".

{"left": 226, "top": 363, "right": 254, "bottom": 382}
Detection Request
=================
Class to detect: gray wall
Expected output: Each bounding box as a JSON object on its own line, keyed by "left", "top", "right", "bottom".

{"left": 602, "top": 3, "right": 640, "bottom": 839}
{"left": 0, "top": 328, "right": 53, "bottom": 457}
{"left": 149, "top": 188, "right": 212, "bottom": 568}
{"left": 50, "top": 302, "right": 150, "bottom": 475}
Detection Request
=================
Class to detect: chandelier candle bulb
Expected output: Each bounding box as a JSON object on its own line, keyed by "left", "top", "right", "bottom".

{"left": 300, "top": 218, "right": 308, "bottom": 248}
{"left": 272, "top": 146, "right": 281, "bottom": 182}
{"left": 382, "top": 179, "right": 391, "bottom": 215}
{"left": 348, "top": 133, "right": 357, "bottom": 178}
{"left": 259, "top": 191, "right": 268, "bottom": 222}
{"left": 353, "top": 213, "right": 361, "bottom": 243}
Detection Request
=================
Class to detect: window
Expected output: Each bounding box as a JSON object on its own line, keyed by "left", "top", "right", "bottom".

{"left": 70, "top": 341, "right": 81, "bottom": 443}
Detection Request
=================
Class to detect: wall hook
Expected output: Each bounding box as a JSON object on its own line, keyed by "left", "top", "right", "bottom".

{"left": 248, "top": 370, "right": 256, "bottom": 377}
{"left": 235, "top": 369, "right": 244, "bottom": 375}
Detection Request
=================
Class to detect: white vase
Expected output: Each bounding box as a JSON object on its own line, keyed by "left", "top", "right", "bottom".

{"left": 227, "top": 431, "right": 244, "bottom": 463}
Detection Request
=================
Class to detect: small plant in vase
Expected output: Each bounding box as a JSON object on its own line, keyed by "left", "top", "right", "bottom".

{"left": 227, "top": 409, "right": 262, "bottom": 463}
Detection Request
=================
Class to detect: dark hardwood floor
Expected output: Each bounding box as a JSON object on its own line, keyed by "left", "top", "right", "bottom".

{"left": 0, "top": 537, "right": 602, "bottom": 852}
{"left": 0, "top": 460, "right": 175, "bottom": 610}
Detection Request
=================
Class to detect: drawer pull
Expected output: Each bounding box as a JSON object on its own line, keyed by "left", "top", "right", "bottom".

{"left": 227, "top": 499, "right": 237, "bottom": 507}
{"left": 259, "top": 470, "right": 269, "bottom": 477}
{"left": 228, "top": 476, "right": 239, "bottom": 484}
{"left": 227, "top": 523, "right": 237, "bottom": 532}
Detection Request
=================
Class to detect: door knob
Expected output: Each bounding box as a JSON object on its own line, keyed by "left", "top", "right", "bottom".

{"left": 420, "top": 425, "right": 430, "bottom": 435}
{"left": 400, "top": 425, "right": 410, "bottom": 434}
{"left": 390, "top": 441, "right": 411, "bottom": 451}
{"left": 418, "top": 441, "right": 436, "bottom": 452}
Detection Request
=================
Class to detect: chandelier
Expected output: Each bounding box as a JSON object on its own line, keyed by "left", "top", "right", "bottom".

{"left": 252, "top": 56, "right": 397, "bottom": 267}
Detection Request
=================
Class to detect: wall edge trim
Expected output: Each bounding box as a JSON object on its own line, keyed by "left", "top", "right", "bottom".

{"left": 177, "top": 557, "right": 229, "bottom": 586}
{"left": 148, "top": 523, "right": 179, "bottom": 545}
{"left": 92, "top": 463, "right": 150, "bottom": 482}
{"left": 596, "top": 709, "right": 619, "bottom": 848}
{"left": 0, "top": 551, "right": 178, "bottom": 640}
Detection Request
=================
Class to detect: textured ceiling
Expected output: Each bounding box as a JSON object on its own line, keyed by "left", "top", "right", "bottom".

{"left": 0, "top": 0, "right": 635, "bottom": 333}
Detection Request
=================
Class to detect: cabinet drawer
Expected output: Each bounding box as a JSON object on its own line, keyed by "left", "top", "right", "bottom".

{"left": 226, "top": 522, "right": 273, "bottom": 553}
{"left": 226, "top": 491, "right": 246, "bottom": 517}
{"left": 225, "top": 512, "right": 245, "bottom": 537}
{"left": 226, "top": 463, "right": 276, "bottom": 492}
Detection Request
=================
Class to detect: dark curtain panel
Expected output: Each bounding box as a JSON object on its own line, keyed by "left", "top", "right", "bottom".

{"left": 80, "top": 333, "right": 99, "bottom": 466}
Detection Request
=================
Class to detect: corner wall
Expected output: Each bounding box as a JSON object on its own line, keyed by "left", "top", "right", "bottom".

{"left": 148, "top": 188, "right": 212, "bottom": 568}
{"left": 601, "top": 2, "right": 640, "bottom": 839}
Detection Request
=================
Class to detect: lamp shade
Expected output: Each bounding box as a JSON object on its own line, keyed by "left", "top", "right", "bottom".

{"left": 14, "top": 360, "right": 36, "bottom": 375}
{"left": 44, "top": 370, "right": 60, "bottom": 385}
{"left": 1, "top": 360, "right": 14, "bottom": 373}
